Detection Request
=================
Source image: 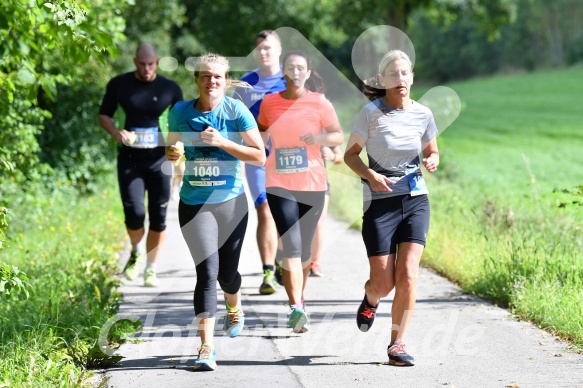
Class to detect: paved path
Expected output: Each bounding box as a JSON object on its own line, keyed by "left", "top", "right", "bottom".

{"left": 99, "top": 198, "right": 583, "bottom": 388}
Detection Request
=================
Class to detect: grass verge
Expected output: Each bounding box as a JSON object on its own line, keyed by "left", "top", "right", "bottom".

{"left": 0, "top": 178, "right": 140, "bottom": 386}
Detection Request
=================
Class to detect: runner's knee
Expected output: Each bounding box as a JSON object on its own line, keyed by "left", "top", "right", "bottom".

{"left": 218, "top": 272, "right": 241, "bottom": 295}
{"left": 123, "top": 202, "right": 146, "bottom": 230}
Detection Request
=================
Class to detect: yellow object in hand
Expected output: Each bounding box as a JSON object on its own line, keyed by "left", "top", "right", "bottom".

{"left": 174, "top": 155, "right": 186, "bottom": 166}
{"left": 127, "top": 132, "right": 137, "bottom": 145}
{"left": 173, "top": 141, "right": 185, "bottom": 166}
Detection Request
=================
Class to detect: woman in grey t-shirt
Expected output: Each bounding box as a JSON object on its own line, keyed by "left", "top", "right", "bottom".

{"left": 344, "top": 49, "right": 439, "bottom": 367}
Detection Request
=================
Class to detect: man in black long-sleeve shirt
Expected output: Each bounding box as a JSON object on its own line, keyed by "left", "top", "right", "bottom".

{"left": 99, "top": 43, "right": 183, "bottom": 287}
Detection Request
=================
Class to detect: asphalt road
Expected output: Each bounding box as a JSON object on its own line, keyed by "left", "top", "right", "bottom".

{"left": 96, "top": 197, "right": 583, "bottom": 388}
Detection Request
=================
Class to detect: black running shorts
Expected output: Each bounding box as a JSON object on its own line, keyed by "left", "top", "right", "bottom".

{"left": 362, "top": 194, "right": 430, "bottom": 257}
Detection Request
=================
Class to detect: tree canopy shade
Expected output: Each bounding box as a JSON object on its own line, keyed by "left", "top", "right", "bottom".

{"left": 332, "top": 0, "right": 517, "bottom": 39}
{"left": 409, "top": 0, "right": 583, "bottom": 82}
{"left": 129, "top": 0, "right": 516, "bottom": 90}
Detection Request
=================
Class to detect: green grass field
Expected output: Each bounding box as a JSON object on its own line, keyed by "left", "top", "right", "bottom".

{"left": 329, "top": 65, "right": 583, "bottom": 349}
{"left": 437, "top": 66, "right": 583, "bottom": 210}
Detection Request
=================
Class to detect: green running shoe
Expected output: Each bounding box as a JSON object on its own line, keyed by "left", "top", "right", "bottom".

{"left": 123, "top": 251, "right": 142, "bottom": 281}
{"left": 274, "top": 260, "right": 284, "bottom": 286}
{"left": 259, "top": 268, "right": 278, "bottom": 295}
{"left": 143, "top": 267, "right": 160, "bottom": 287}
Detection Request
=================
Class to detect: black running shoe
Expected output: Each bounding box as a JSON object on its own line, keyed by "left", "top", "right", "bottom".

{"left": 274, "top": 260, "right": 284, "bottom": 286}
{"left": 356, "top": 294, "right": 378, "bottom": 332}
{"left": 388, "top": 342, "right": 415, "bottom": 366}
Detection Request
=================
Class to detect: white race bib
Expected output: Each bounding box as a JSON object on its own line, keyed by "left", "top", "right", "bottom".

{"left": 129, "top": 127, "right": 159, "bottom": 149}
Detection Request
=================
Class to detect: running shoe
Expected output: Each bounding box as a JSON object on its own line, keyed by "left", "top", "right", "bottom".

{"left": 193, "top": 344, "right": 217, "bottom": 371}
{"left": 288, "top": 306, "right": 309, "bottom": 333}
{"left": 309, "top": 258, "right": 324, "bottom": 277}
{"left": 274, "top": 260, "right": 284, "bottom": 286}
{"left": 259, "top": 268, "right": 278, "bottom": 295}
{"left": 356, "top": 294, "right": 378, "bottom": 332}
{"left": 123, "top": 251, "right": 142, "bottom": 281}
{"left": 388, "top": 342, "right": 415, "bottom": 366}
{"left": 223, "top": 307, "right": 245, "bottom": 338}
{"left": 143, "top": 267, "right": 160, "bottom": 287}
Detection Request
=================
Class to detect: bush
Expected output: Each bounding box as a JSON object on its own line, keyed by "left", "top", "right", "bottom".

{"left": 0, "top": 177, "right": 140, "bottom": 386}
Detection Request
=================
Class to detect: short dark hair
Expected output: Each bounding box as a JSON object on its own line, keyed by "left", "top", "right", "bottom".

{"left": 256, "top": 30, "right": 281, "bottom": 44}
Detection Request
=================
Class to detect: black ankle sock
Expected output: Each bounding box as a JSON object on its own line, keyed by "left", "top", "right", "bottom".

{"left": 263, "top": 264, "right": 275, "bottom": 272}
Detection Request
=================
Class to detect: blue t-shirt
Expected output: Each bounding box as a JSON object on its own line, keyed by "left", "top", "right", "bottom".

{"left": 235, "top": 69, "right": 286, "bottom": 120}
{"left": 168, "top": 96, "right": 257, "bottom": 205}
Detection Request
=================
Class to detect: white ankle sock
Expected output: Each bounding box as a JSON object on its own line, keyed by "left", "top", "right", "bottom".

{"left": 131, "top": 244, "right": 145, "bottom": 256}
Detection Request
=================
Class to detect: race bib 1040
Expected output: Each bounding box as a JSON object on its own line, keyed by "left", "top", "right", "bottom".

{"left": 188, "top": 158, "right": 233, "bottom": 187}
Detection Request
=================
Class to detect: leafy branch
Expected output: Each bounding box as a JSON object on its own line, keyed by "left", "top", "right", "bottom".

{"left": 0, "top": 207, "right": 30, "bottom": 299}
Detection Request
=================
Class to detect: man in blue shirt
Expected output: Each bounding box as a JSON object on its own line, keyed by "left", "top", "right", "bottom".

{"left": 235, "top": 30, "right": 286, "bottom": 295}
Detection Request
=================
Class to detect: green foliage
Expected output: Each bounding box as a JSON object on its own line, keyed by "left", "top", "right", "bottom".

{"left": 410, "top": 12, "right": 499, "bottom": 81}
{"left": 524, "top": 0, "right": 583, "bottom": 67}
{"left": 110, "top": 0, "right": 188, "bottom": 73}
{"left": 0, "top": 207, "right": 8, "bottom": 250}
{"left": 123, "top": 0, "right": 186, "bottom": 41}
{"left": 37, "top": 57, "right": 119, "bottom": 194}
{"left": 0, "top": 0, "right": 128, "bottom": 193}
{"left": 0, "top": 94, "right": 52, "bottom": 190}
{"left": 0, "top": 209, "right": 30, "bottom": 300}
{"left": 145, "top": 0, "right": 348, "bottom": 76}
{"left": 567, "top": 34, "right": 583, "bottom": 65}
{"left": 329, "top": 0, "right": 515, "bottom": 41}
{"left": 427, "top": 0, "right": 517, "bottom": 40}
{"left": 0, "top": 178, "right": 141, "bottom": 385}
{"left": 0, "top": 263, "right": 30, "bottom": 300}
{"left": 411, "top": 0, "right": 583, "bottom": 82}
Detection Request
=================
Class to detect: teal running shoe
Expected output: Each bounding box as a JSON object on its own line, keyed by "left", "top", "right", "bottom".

{"left": 288, "top": 306, "right": 309, "bottom": 333}
{"left": 193, "top": 344, "right": 217, "bottom": 371}
{"left": 223, "top": 308, "right": 245, "bottom": 338}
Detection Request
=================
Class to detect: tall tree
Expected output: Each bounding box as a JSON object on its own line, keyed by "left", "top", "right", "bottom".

{"left": 0, "top": 0, "right": 129, "bottom": 196}
{"left": 334, "top": 0, "right": 517, "bottom": 38}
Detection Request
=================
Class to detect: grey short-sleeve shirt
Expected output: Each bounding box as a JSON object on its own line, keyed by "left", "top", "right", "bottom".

{"left": 352, "top": 98, "right": 438, "bottom": 200}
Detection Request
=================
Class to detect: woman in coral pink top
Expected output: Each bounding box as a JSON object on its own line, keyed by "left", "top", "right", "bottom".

{"left": 258, "top": 50, "right": 344, "bottom": 333}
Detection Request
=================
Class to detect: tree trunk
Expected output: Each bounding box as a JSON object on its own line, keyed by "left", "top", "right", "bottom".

{"left": 385, "top": 0, "right": 412, "bottom": 50}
